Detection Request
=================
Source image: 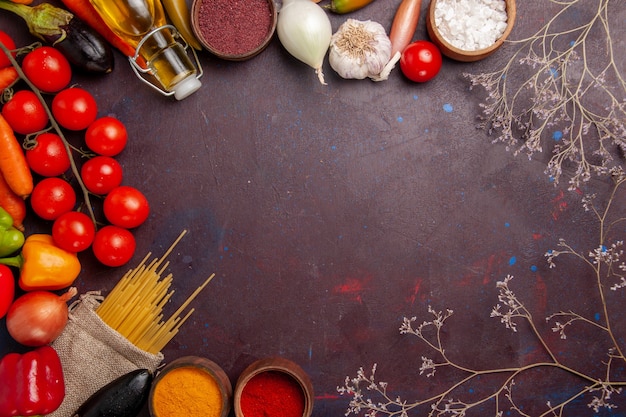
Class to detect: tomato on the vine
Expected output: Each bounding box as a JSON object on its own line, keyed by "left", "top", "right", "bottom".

{"left": 92, "top": 225, "right": 136, "bottom": 267}
{"left": 51, "top": 87, "right": 98, "bottom": 131}
{"left": 80, "top": 156, "right": 123, "bottom": 195}
{"left": 103, "top": 185, "right": 149, "bottom": 229}
{"left": 52, "top": 211, "right": 96, "bottom": 252}
{"left": 22, "top": 47, "right": 72, "bottom": 93}
{"left": 85, "top": 116, "right": 128, "bottom": 156}
{"left": 25, "top": 132, "right": 71, "bottom": 177}
{"left": 0, "top": 30, "right": 16, "bottom": 68}
{"left": 400, "top": 41, "right": 442, "bottom": 83}
{"left": 1, "top": 90, "right": 49, "bottom": 135}
{"left": 30, "top": 177, "right": 76, "bottom": 220}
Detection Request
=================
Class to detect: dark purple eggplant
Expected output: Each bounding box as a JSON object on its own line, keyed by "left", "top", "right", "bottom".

{"left": 72, "top": 369, "right": 153, "bottom": 417}
{"left": 0, "top": 0, "right": 114, "bottom": 74}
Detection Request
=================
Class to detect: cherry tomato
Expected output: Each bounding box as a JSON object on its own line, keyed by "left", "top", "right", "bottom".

{"left": 400, "top": 41, "right": 442, "bottom": 83}
{"left": 103, "top": 185, "right": 150, "bottom": 229}
{"left": 81, "top": 156, "right": 123, "bottom": 195}
{"left": 1, "top": 90, "right": 49, "bottom": 135}
{"left": 22, "top": 46, "right": 72, "bottom": 93}
{"left": 85, "top": 116, "right": 128, "bottom": 156}
{"left": 0, "top": 30, "right": 16, "bottom": 68}
{"left": 92, "top": 225, "right": 136, "bottom": 267}
{"left": 30, "top": 177, "right": 76, "bottom": 220}
{"left": 51, "top": 87, "right": 98, "bottom": 131}
{"left": 52, "top": 211, "right": 96, "bottom": 252}
{"left": 25, "top": 132, "right": 72, "bottom": 177}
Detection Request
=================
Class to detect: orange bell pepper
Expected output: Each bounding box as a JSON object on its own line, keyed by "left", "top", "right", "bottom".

{"left": 0, "top": 234, "right": 81, "bottom": 291}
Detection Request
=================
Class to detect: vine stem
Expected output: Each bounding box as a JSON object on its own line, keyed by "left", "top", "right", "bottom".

{"left": 0, "top": 41, "right": 97, "bottom": 226}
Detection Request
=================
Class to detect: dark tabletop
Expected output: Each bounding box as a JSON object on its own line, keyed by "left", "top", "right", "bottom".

{"left": 1, "top": 0, "right": 625, "bottom": 416}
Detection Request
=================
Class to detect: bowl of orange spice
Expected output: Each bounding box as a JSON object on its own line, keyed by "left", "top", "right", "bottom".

{"left": 149, "top": 356, "right": 232, "bottom": 417}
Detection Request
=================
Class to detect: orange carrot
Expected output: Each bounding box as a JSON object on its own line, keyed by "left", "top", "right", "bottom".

{"left": 0, "top": 171, "right": 26, "bottom": 231}
{"left": 59, "top": 0, "right": 146, "bottom": 67}
{"left": 0, "top": 114, "right": 33, "bottom": 199}
{"left": 8, "top": 0, "right": 34, "bottom": 4}
{"left": 0, "top": 66, "right": 19, "bottom": 91}
{"left": 389, "top": 0, "right": 422, "bottom": 57}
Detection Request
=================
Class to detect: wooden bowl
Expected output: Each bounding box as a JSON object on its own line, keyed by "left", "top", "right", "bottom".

{"left": 148, "top": 356, "right": 232, "bottom": 417}
{"left": 426, "top": 0, "right": 516, "bottom": 62}
{"left": 233, "top": 357, "right": 314, "bottom": 417}
{"left": 191, "top": 0, "right": 277, "bottom": 61}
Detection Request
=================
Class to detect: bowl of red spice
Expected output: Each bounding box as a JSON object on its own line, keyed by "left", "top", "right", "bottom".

{"left": 233, "top": 357, "right": 314, "bottom": 417}
{"left": 426, "top": 0, "right": 516, "bottom": 62}
{"left": 149, "top": 356, "right": 233, "bottom": 417}
{"left": 191, "top": 0, "right": 278, "bottom": 61}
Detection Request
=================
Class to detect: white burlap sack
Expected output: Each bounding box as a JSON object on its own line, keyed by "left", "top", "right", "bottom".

{"left": 50, "top": 292, "right": 164, "bottom": 417}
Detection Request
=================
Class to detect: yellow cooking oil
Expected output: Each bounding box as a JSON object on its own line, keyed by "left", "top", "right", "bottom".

{"left": 89, "top": 0, "right": 201, "bottom": 99}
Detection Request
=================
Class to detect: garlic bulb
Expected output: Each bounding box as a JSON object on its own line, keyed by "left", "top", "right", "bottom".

{"left": 329, "top": 19, "right": 392, "bottom": 81}
{"left": 277, "top": 0, "right": 333, "bottom": 85}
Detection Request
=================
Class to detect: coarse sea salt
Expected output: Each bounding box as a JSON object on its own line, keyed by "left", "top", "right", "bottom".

{"left": 434, "top": 0, "right": 508, "bottom": 51}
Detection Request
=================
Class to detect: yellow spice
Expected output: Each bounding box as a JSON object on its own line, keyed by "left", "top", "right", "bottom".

{"left": 152, "top": 367, "right": 223, "bottom": 417}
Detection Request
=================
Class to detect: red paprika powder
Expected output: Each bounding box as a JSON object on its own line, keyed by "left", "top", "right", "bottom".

{"left": 240, "top": 371, "right": 305, "bottom": 417}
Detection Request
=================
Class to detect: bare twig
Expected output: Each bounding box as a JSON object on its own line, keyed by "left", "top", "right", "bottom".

{"left": 464, "top": 0, "right": 625, "bottom": 189}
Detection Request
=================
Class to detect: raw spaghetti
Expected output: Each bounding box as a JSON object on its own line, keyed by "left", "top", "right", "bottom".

{"left": 96, "top": 230, "right": 215, "bottom": 354}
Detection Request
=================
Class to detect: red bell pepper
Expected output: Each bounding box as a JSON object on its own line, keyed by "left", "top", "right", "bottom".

{"left": 0, "top": 346, "right": 65, "bottom": 417}
{"left": 0, "top": 264, "right": 14, "bottom": 318}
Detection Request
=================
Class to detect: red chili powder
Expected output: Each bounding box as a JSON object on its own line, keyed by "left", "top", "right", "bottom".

{"left": 240, "top": 371, "right": 305, "bottom": 417}
{"left": 197, "top": 0, "right": 273, "bottom": 56}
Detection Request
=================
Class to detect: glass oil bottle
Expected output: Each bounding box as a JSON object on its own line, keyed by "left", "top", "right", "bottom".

{"left": 89, "top": 0, "right": 202, "bottom": 100}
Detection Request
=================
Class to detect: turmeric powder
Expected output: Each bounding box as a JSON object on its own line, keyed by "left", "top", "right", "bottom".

{"left": 152, "top": 366, "right": 223, "bottom": 417}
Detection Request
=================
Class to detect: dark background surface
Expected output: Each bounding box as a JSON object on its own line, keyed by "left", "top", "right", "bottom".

{"left": 1, "top": 0, "right": 625, "bottom": 416}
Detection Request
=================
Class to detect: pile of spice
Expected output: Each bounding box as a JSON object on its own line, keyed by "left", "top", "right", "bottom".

{"left": 194, "top": 0, "right": 273, "bottom": 56}
{"left": 433, "top": 0, "right": 508, "bottom": 51}
{"left": 240, "top": 371, "right": 305, "bottom": 417}
{"left": 151, "top": 366, "right": 223, "bottom": 417}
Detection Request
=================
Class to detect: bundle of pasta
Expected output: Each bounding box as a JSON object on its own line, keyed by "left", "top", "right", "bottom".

{"left": 96, "top": 230, "right": 215, "bottom": 354}
{"left": 50, "top": 230, "right": 216, "bottom": 417}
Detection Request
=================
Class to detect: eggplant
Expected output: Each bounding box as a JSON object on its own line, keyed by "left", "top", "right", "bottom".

{"left": 0, "top": 1, "right": 114, "bottom": 74}
{"left": 52, "top": 15, "right": 114, "bottom": 74}
{"left": 73, "top": 369, "right": 153, "bottom": 417}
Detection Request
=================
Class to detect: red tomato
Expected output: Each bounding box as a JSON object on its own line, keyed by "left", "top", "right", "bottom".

{"left": 103, "top": 186, "right": 149, "bottom": 229}
{"left": 22, "top": 47, "right": 72, "bottom": 93}
{"left": 25, "top": 132, "right": 71, "bottom": 177}
{"left": 92, "top": 225, "right": 136, "bottom": 267}
{"left": 400, "top": 41, "right": 442, "bottom": 83}
{"left": 30, "top": 177, "right": 77, "bottom": 220}
{"left": 0, "top": 30, "right": 16, "bottom": 68}
{"left": 85, "top": 116, "right": 128, "bottom": 156}
{"left": 80, "top": 156, "right": 123, "bottom": 195}
{"left": 52, "top": 211, "right": 96, "bottom": 252}
{"left": 51, "top": 87, "right": 98, "bottom": 130}
{"left": 1, "top": 90, "right": 49, "bottom": 135}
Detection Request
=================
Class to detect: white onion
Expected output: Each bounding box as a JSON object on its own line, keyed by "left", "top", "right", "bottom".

{"left": 6, "top": 287, "right": 77, "bottom": 346}
{"left": 277, "top": 0, "right": 332, "bottom": 85}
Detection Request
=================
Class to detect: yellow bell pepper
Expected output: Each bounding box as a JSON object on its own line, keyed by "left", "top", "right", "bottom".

{"left": 15, "top": 234, "right": 81, "bottom": 291}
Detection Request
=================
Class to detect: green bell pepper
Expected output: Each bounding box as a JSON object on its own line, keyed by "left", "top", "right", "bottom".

{"left": 0, "top": 207, "right": 24, "bottom": 258}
